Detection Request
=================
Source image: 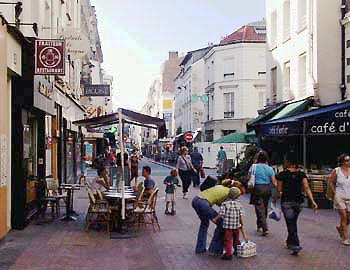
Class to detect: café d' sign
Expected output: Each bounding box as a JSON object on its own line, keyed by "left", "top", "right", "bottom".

{"left": 258, "top": 101, "right": 350, "bottom": 137}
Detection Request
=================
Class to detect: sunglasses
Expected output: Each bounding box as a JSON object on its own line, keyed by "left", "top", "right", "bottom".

{"left": 344, "top": 159, "right": 350, "bottom": 162}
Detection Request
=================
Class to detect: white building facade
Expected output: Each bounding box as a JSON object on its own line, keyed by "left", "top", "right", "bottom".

{"left": 204, "top": 22, "right": 267, "bottom": 141}
{"left": 174, "top": 47, "right": 209, "bottom": 135}
{"left": 266, "top": 0, "right": 342, "bottom": 106}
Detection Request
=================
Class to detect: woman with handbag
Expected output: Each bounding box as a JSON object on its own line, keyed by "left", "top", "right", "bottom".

{"left": 248, "top": 151, "right": 276, "bottom": 236}
{"left": 276, "top": 155, "right": 318, "bottom": 255}
{"left": 176, "top": 146, "right": 197, "bottom": 199}
{"left": 329, "top": 153, "right": 350, "bottom": 246}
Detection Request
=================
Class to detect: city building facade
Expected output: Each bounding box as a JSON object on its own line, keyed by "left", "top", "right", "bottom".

{"left": 204, "top": 21, "right": 267, "bottom": 141}
{"left": 266, "top": 0, "right": 342, "bottom": 106}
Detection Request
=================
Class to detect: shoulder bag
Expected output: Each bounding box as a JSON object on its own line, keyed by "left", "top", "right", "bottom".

{"left": 247, "top": 164, "right": 256, "bottom": 189}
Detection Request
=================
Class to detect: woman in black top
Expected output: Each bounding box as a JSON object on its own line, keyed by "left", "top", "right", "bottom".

{"left": 276, "top": 156, "right": 318, "bottom": 255}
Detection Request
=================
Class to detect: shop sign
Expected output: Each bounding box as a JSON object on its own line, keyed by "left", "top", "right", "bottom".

{"left": 306, "top": 110, "right": 350, "bottom": 135}
{"left": 163, "top": 113, "right": 172, "bottom": 121}
{"left": 57, "top": 29, "right": 89, "bottom": 60}
{"left": 35, "top": 39, "right": 65, "bottom": 75}
{"left": 163, "top": 100, "right": 173, "bottom": 109}
{"left": 83, "top": 84, "right": 111, "bottom": 96}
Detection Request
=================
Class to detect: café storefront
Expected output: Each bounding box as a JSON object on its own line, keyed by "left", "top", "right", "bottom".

{"left": 256, "top": 101, "right": 350, "bottom": 208}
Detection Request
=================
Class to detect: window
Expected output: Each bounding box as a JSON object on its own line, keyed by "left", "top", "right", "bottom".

{"left": 298, "top": 54, "right": 307, "bottom": 97}
{"left": 271, "top": 67, "right": 277, "bottom": 103}
{"left": 258, "top": 92, "right": 266, "bottom": 110}
{"left": 347, "top": 75, "right": 350, "bottom": 84}
{"left": 223, "top": 58, "right": 234, "bottom": 78}
{"left": 207, "top": 65, "right": 210, "bottom": 85}
{"left": 222, "top": 130, "right": 236, "bottom": 136}
{"left": 205, "top": 130, "right": 214, "bottom": 142}
{"left": 297, "top": 0, "right": 307, "bottom": 32}
{"left": 283, "top": 0, "right": 291, "bottom": 40}
{"left": 347, "top": 58, "right": 350, "bottom": 66}
{"left": 258, "top": 72, "right": 266, "bottom": 77}
{"left": 283, "top": 62, "right": 291, "bottom": 98}
{"left": 270, "top": 11, "right": 277, "bottom": 48}
{"left": 224, "top": 92, "right": 235, "bottom": 118}
{"left": 255, "top": 26, "right": 266, "bottom": 35}
{"left": 347, "top": 40, "right": 350, "bottom": 48}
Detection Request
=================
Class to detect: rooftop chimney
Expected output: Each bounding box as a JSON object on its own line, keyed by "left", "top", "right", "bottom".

{"left": 169, "top": 51, "right": 178, "bottom": 59}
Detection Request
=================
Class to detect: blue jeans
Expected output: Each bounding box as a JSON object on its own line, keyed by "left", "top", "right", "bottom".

{"left": 281, "top": 202, "right": 302, "bottom": 247}
{"left": 192, "top": 196, "right": 224, "bottom": 254}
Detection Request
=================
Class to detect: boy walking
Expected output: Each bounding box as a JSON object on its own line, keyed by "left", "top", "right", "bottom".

{"left": 214, "top": 187, "right": 248, "bottom": 260}
{"left": 163, "top": 169, "right": 180, "bottom": 215}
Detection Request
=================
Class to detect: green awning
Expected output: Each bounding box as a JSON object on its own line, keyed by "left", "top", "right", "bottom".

{"left": 213, "top": 132, "right": 248, "bottom": 144}
{"left": 246, "top": 104, "right": 286, "bottom": 130}
{"left": 269, "top": 99, "right": 310, "bottom": 121}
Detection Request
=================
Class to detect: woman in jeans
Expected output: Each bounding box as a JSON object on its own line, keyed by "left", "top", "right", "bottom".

{"left": 277, "top": 156, "right": 318, "bottom": 255}
{"left": 176, "top": 146, "right": 196, "bottom": 199}
{"left": 329, "top": 153, "right": 350, "bottom": 245}
{"left": 248, "top": 151, "right": 276, "bottom": 236}
{"left": 191, "top": 180, "right": 243, "bottom": 254}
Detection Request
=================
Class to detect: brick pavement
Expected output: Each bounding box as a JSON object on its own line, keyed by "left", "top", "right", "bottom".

{"left": 0, "top": 159, "right": 349, "bottom": 270}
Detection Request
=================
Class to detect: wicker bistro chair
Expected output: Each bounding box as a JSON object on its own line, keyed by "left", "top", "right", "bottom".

{"left": 133, "top": 188, "right": 160, "bottom": 232}
{"left": 44, "top": 178, "right": 67, "bottom": 218}
{"left": 86, "top": 189, "right": 111, "bottom": 233}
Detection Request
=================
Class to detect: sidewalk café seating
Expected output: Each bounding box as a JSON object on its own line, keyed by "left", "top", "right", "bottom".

{"left": 86, "top": 189, "right": 111, "bottom": 233}
{"left": 43, "top": 178, "right": 67, "bottom": 218}
{"left": 126, "top": 184, "right": 145, "bottom": 212}
{"left": 133, "top": 188, "right": 160, "bottom": 232}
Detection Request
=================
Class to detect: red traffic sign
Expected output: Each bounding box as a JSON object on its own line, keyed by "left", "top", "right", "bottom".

{"left": 184, "top": 133, "right": 193, "bottom": 142}
{"left": 123, "top": 135, "right": 128, "bottom": 142}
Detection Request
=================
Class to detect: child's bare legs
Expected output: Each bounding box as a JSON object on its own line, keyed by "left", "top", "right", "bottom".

{"left": 171, "top": 201, "right": 176, "bottom": 215}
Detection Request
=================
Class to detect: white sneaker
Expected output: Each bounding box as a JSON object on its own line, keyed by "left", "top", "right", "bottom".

{"left": 342, "top": 239, "right": 350, "bottom": 246}
{"left": 183, "top": 193, "right": 188, "bottom": 199}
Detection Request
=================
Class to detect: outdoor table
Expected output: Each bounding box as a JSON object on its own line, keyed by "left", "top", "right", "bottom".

{"left": 59, "top": 184, "right": 81, "bottom": 221}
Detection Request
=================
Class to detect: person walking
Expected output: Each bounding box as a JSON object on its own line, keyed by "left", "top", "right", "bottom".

{"left": 116, "top": 150, "right": 131, "bottom": 186}
{"left": 176, "top": 146, "right": 196, "bottom": 199}
{"left": 248, "top": 151, "right": 276, "bottom": 236}
{"left": 217, "top": 146, "right": 227, "bottom": 175}
{"left": 276, "top": 155, "right": 318, "bottom": 255}
{"left": 190, "top": 146, "right": 204, "bottom": 188}
{"left": 191, "top": 179, "right": 243, "bottom": 255}
{"left": 329, "top": 153, "right": 350, "bottom": 246}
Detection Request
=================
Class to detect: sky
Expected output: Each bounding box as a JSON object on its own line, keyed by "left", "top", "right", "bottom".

{"left": 91, "top": 0, "right": 265, "bottom": 110}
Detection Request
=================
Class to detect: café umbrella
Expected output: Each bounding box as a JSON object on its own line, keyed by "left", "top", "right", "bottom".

{"left": 73, "top": 108, "right": 166, "bottom": 219}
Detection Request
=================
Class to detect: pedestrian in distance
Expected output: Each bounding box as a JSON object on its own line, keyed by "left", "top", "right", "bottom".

{"left": 191, "top": 179, "right": 243, "bottom": 255}
{"left": 329, "top": 153, "right": 350, "bottom": 246}
{"left": 130, "top": 150, "right": 139, "bottom": 186}
{"left": 212, "top": 187, "right": 248, "bottom": 260}
{"left": 116, "top": 150, "right": 131, "bottom": 186}
{"left": 163, "top": 169, "right": 180, "bottom": 215}
{"left": 276, "top": 155, "right": 318, "bottom": 255}
{"left": 217, "top": 146, "right": 227, "bottom": 175}
{"left": 190, "top": 146, "right": 204, "bottom": 188}
{"left": 79, "top": 157, "right": 88, "bottom": 185}
{"left": 176, "top": 146, "right": 197, "bottom": 199}
{"left": 248, "top": 151, "right": 277, "bottom": 236}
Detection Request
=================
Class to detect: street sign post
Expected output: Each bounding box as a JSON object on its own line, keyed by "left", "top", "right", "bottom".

{"left": 184, "top": 133, "right": 193, "bottom": 142}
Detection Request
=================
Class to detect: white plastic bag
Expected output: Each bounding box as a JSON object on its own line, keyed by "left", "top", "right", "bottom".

{"left": 268, "top": 202, "right": 281, "bottom": 222}
{"left": 247, "top": 164, "right": 256, "bottom": 189}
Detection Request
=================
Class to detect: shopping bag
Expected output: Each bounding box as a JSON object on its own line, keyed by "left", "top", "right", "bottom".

{"left": 247, "top": 164, "right": 256, "bottom": 189}
{"left": 200, "top": 168, "right": 206, "bottom": 178}
{"left": 268, "top": 202, "right": 281, "bottom": 222}
{"left": 236, "top": 241, "right": 257, "bottom": 258}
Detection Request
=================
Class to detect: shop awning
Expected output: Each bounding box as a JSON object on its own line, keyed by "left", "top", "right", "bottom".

{"left": 73, "top": 108, "right": 167, "bottom": 138}
{"left": 258, "top": 101, "right": 350, "bottom": 136}
{"left": 246, "top": 104, "right": 287, "bottom": 131}
{"left": 268, "top": 99, "right": 311, "bottom": 121}
{"left": 213, "top": 132, "right": 248, "bottom": 144}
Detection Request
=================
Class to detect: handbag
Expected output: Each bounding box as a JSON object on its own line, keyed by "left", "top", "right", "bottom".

{"left": 236, "top": 241, "right": 257, "bottom": 258}
{"left": 200, "top": 168, "right": 206, "bottom": 178}
{"left": 268, "top": 202, "right": 281, "bottom": 222}
{"left": 247, "top": 164, "right": 256, "bottom": 189}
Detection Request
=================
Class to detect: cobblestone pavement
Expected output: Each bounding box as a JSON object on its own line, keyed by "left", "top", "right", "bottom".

{"left": 0, "top": 159, "right": 348, "bottom": 270}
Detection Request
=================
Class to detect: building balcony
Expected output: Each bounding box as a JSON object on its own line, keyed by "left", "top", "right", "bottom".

{"left": 224, "top": 111, "right": 235, "bottom": 118}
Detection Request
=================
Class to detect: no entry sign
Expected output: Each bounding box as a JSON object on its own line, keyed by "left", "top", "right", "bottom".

{"left": 184, "top": 133, "right": 193, "bottom": 142}
{"left": 35, "top": 39, "right": 65, "bottom": 75}
{"left": 123, "top": 135, "right": 128, "bottom": 142}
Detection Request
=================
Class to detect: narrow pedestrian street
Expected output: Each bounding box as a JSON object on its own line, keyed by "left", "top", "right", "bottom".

{"left": 0, "top": 159, "right": 347, "bottom": 270}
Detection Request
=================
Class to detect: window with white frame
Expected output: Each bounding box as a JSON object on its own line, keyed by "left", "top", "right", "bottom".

{"left": 297, "top": 0, "right": 307, "bottom": 32}
{"left": 298, "top": 54, "right": 307, "bottom": 97}
{"left": 223, "top": 58, "right": 234, "bottom": 79}
{"left": 258, "top": 92, "right": 266, "bottom": 110}
{"left": 224, "top": 92, "right": 235, "bottom": 118}
{"left": 271, "top": 67, "right": 277, "bottom": 103}
{"left": 283, "top": 61, "right": 291, "bottom": 98}
{"left": 283, "top": 0, "right": 291, "bottom": 40}
{"left": 270, "top": 11, "right": 277, "bottom": 49}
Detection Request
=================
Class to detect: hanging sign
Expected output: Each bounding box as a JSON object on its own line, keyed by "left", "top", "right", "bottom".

{"left": 57, "top": 29, "right": 89, "bottom": 60}
{"left": 35, "top": 39, "right": 65, "bottom": 75}
{"left": 83, "top": 84, "right": 111, "bottom": 96}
